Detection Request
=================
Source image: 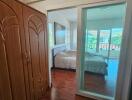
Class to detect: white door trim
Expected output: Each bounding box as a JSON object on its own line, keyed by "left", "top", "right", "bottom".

{"left": 116, "top": 0, "right": 132, "bottom": 100}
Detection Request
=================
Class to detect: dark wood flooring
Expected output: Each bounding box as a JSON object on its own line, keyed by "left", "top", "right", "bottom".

{"left": 41, "top": 69, "right": 95, "bottom": 100}
{"left": 84, "top": 72, "right": 114, "bottom": 97}
{"left": 84, "top": 59, "right": 118, "bottom": 97}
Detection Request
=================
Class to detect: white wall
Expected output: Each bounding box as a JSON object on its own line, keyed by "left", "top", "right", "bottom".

{"left": 48, "top": 13, "right": 71, "bottom": 50}
{"left": 70, "top": 21, "right": 77, "bottom": 50}
{"left": 48, "top": 13, "right": 71, "bottom": 69}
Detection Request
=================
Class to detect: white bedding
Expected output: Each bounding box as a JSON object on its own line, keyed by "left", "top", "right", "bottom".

{"left": 54, "top": 51, "right": 108, "bottom": 75}
{"left": 54, "top": 51, "right": 76, "bottom": 69}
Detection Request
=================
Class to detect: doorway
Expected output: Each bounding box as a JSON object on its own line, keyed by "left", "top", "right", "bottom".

{"left": 77, "top": 2, "right": 126, "bottom": 100}
{"left": 47, "top": 1, "right": 131, "bottom": 100}
{"left": 47, "top": 8, "right": 78, "bottom": 100}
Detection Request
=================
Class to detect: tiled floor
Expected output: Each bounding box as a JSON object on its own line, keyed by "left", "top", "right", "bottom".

{"left": 41, "top": 69, "right": 95, "bottom": 100}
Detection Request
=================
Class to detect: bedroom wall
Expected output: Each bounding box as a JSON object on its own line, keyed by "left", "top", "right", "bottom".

{"left": 70, "top": 21, "right": 77, "bottom": 50}
{"left": 48, "top": 13, "right": 71, "bottom": 50}
{"left": 48, "top": 23, "right": 54, "bottom": 70}
{"left": 48, "top": 13, "right": 71, "bottom": 69}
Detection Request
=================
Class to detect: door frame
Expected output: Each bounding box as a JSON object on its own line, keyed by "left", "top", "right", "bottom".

{"left": 76, "top": 0, "right": 132, "bottom": 100}
{"left": 47, "top": 7, "right": 77, "bottom": 88}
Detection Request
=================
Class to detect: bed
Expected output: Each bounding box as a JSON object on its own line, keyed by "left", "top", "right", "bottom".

{"left": 84, "top": 52, "right": 108, "bottom": 75}
{"left": 52, "top": 46, "right": 108, "bottom": 75}
{"left": 52, "top": 45, "right": 76, "bottom": 69}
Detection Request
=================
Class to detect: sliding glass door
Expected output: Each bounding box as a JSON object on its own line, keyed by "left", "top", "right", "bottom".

{"left": 85, "top": 30, "right": 97, "bottom": 53}
{"left": 85, "top": 29, "right": 122, "bottom": 60}
{"left": 77, "top": 2, "right": 126, "bottom": 100}
{"left": 99, "top": 30, "right": 110, "bottom": 58}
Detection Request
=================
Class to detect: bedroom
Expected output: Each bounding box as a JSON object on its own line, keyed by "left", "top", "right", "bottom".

{"left": 48, "top": 4, "right": 126, "bottom": 100}
{"left": 48, "top": 8, "right": 77, "bottom": 70}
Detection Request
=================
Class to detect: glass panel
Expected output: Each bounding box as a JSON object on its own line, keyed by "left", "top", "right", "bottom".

{"left": 99, "top": 30, "right": 110, "bottom": 58}
{"left": 110, "top": 28, "right": 123, "bottom": 59}
{"left": 86, "top": 30, "right": 97, "bottom": 53}
{"left": 79, "top": 3, "right": 126, "bottom": 99}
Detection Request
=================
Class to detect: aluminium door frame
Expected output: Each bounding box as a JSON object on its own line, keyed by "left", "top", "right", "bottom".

{"left": 76, "top": 0, "right": 132, "bottom": 100}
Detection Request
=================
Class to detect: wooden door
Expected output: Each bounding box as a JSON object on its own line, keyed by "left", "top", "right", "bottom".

{"left": 0, "top": 0, "right": 26, "bottom": 100}
{"left": 22, "top": 5, "right": 49, "bottom": 100}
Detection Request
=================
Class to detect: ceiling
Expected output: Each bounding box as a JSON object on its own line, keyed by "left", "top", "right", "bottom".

{"left": 19, "top": 0, "right": 44, "bottom": 4}
{"left": 48, "top": 8, "right": 77, "bottom": 22}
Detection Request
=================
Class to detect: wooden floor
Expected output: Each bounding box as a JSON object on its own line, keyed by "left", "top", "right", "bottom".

{"left": 41, "top": 69, "right": 95, "bottom": 100}
{"left": 84, "top": 72, "right": 114, "bottom": 97}
{"left": 84, "top": 59, "right": 118, "bottom": 97}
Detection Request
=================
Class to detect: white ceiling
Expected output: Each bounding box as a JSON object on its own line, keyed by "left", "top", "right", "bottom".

{"left": 48, "top": 8, "right": 77, "bottom": 22}
{"left": 19, "top": 0, "right": 44, "bottom": 4}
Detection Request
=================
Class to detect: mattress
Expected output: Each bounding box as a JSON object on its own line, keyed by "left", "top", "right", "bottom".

{"left": 84, "top": 55, "right": 108, "bottom": 75}
{"left": 54, "top": 51, "right": 76, "bottom": 69}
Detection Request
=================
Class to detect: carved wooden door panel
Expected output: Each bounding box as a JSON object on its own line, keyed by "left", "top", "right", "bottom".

{"left": 0, "top": 0, "right": 26, "bottom": 100}
{"left": 0, "top": 2, "right": 13, "bottom": 99}
{"left": 23, "top": 5, "right": 49, "bottom": 100}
